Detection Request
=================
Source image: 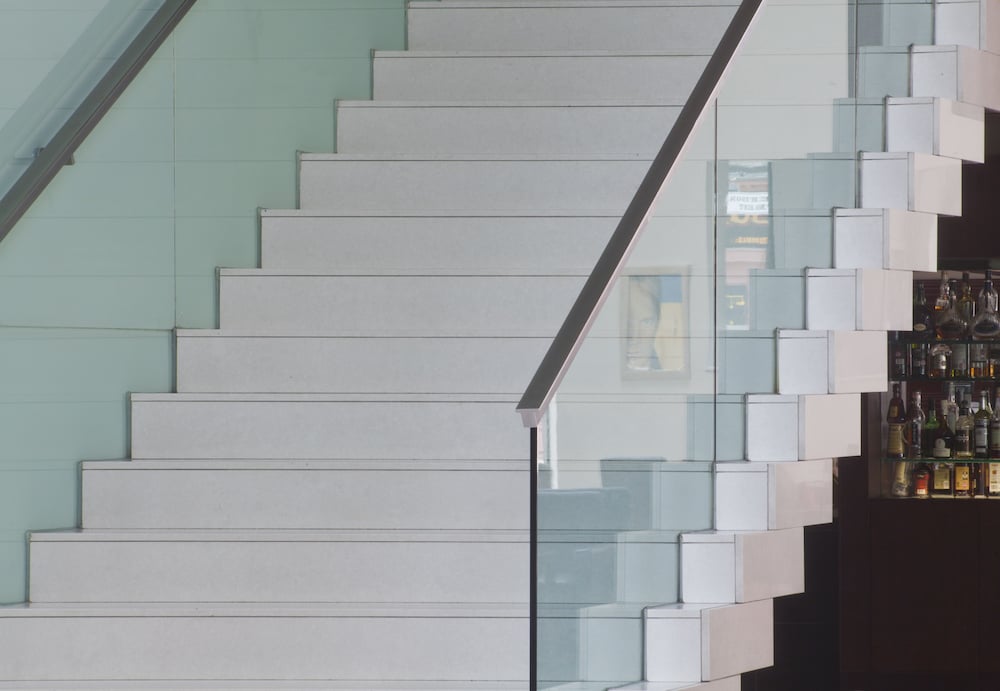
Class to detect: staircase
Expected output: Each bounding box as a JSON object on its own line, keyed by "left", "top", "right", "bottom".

{"left": 0, "top": 0, "right": 996, "bottom": 688}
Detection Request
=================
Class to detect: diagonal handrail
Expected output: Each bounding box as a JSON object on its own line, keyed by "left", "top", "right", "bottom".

{"left": 0, "top": 0, "right": 199, "bottom": 243}
{"left": 516, "top": 0, "right": 766, "bottom": 428}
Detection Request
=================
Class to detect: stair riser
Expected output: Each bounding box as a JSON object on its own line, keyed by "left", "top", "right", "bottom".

{"left": 336, "top": 103, "right": 681, "bottom": 156}
{"left": 0, "top": 616, "right": 527, "bottom": 681}
{"left": 406, "top": 3, "right": 735, "bottom": 52}
{"left": 746, "top": 393, "right": 861, "bottom": 462}
{"left": 912, "top": 45, "right": 1000, "bottom": 112}
{"left": 372, "top": 52, "right": 707, "bottom": 102}
{"left": 82, "top": 467, "right": 527, "bottom": 530}
{"left": 176, "top": 336, "right": 550, "bottom": 394}
{"left": 680, "top": 528, "right": 805, "bottom": 604}
{"left": 715, "top": 459, "right": 834, "bottom": 532}
{"left": 260, "top": 213, "right": 614, "bottom": 272}
{"left": 130, "top": 399, "right": 526, "bottom": 461}
{"left": 935, "top": 0, "right": 1000, "bottom": 52}
{"left": 645, "top": 600, "right": 774, "bottom": 682}
{"left": 297, "top": 158, "right": 651, "bottom": 213}
{"left": 861, "top": 153, "right": 962, "bottom": 216}
{"left": 218, "top": 274, "right": 584, "bottom": 334}
{"left": 29, "top": 541, "right": 527, "bottom": 604}
{"left": 834, "top": 208, "right": 938, "bottom": 272}
{"left": 777, "top": 330, "right": 888, "bottom": 395}
{"left": 886, "top": 98, "right": 984, "bottom": 163}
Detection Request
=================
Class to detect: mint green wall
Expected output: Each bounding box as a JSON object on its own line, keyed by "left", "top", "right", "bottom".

{"left": 0, "top": 0, "right": 406, "bottom": 603}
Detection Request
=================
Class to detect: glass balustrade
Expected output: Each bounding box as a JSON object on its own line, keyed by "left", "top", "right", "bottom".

{"left": 526, "top": 0, "right": 882, "bottom": 686}
{"left": 0, "top": 1, "right": 167, "bottom": 202}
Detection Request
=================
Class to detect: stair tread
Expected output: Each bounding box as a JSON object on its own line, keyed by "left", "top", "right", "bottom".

{"left": 338, "top": 98, "right": 685, "bottom": 107}
{"left": 300, "top": 151, "right": 654, "bottom": 162}
{"left": 0, "top": 683, "right": 529, "bottom": 690}
{"left": 30, "top": 528, "right": 528, "bottom": 543}
{"left": 0, "top": 602, "right": 527, "bottom": 618}
{"left": 219, "top": 267, "right": 590, "bottom": 277}
{"left": 132, "top": 392, "right": 519, "bottom": 403}
{"left": 82, "top": 459, "right": 523, "bottom": 470}
{"left": 374, "top": 49, "right": 713, "bottom": 57}
{"left": 413, "top": 0, "right": 740, "bottom": 7}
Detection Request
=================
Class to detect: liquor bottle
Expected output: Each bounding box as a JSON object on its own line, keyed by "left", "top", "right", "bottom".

{"left": 906, "top": 391, "right": 926, "bottom": 460}
{"left": 946, "top": 382, "right": 959, "bottom": 433}
{"left": 889, "top": 331, "right": 907, "bottom": 379}
{"left": 935, "top": 271, "right": 952, "bottom": 312}
{"left": 990, "top": 395, "right": 1000, "bottom": 498}
{"left": 971, "top": 340, "right": 990, "bottom": 378}
{"left": 955, "top": 399, "right": 974, "bottom": 459}
{"left": 971, "top": 269, "right": 1000, "bottom": 341}
{"left": 937, "top": 279, "right": 969, "bottom": 339}
{"left": 913, "top": 463, "right": 931, "bottom": 498}
{"left": 955, "top": 457, "right": 975, "bottom": 498}
{"left": 909, "top": 342, "right": 928, "bottom": 377}
{"left": 955, "top": 400, "right": 976, "bottom": 497}
{"left": 929, "top": 342, "right": 950, "bottom": 380}
{"left": 912, "top": 282, "right": 934, "bottom": 338}
{"left": 931, "top": 401, "right": 954, "bottom": 498}
{"left": 886, "top": 383, "right": 906, "bottom": 459}
{"left": 975, "top": 390, "right": 993, "bottom": 459}
{"left": 888, "top": 384, "right": 909, "bottom": 497}
{"left": 958, "top": 271, "right": 976, "bottom": 324}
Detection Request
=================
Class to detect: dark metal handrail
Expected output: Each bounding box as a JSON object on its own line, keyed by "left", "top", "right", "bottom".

{"left": 516, "top": 0, "right": 766, "bottom": 428}
{"left": 0, "top": 0, "right": 199, "bottom": 242}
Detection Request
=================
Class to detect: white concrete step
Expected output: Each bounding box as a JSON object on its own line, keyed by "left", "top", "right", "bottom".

{"left": 614, "top": 679, "right": 740, "bottom": 691}
{"left": 371, "top": 51, "right": 708, "bottom": 103}
{"left": 714, "top": 459, "right": 833, "bottom": 532}
{"left": 680, "top": 528, "right": 804, "bottom": 604}
{"left": 934, "top": 0, "right": 1000, "bottom": 53}
{"left": 217, "top": 270, "right": 585, "bottom": 335}
{"left": 860, "top": 152, "right": 962, "bottom": 216}
{"left": 28, "top": 530, "right": 527, "bottom": 604}
{"left": 258, "top": 210, "right": 612, "bottom": 273}
{"left": 406, "top": 1, "right": 737, "bottom": 53}
{"left": 745, "top": 393, "right": 862, "bottom": 462}
{"left": 911, "top": 44, "right": 1000, "bottom": 111}
{"left": 296, "top": 154, "right": 656, "bottom": 213}
{"left": 644, "top": 600, "right": 773, "bottom": 682}
{"left": 129, "top": 393, "right": 526, "bottom": 461}
{"left": 80, "top": 460, "right": 527, "bottom": 531}
{"left": 0, "top": 603, "right": 527, "bottom": 682}
{"left": 335, "top": 100, "right": 681, "bottom": 156}
{"left": 175, "top": 331, "right": 550, "bottom": 394}
{"left": 833, "top": 208, "right": 937, "bottom": 272}
{"left": 776, "top": 329, "right": 888, "bottom": 395}
{"left": 806, "top": 268, "right": 913, "bottom": 331}
{"left": 886, "top": 97, "right": 984, "bottom": 163}
{"left": 0, "top": 683, "right": 530, "bottom": 691}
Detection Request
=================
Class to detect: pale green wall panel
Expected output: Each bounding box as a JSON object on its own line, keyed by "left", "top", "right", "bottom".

{"left": 175, "top": 8, "right": 405, "bottom": 58}
{"left": 0, "top": 540, "right": 29, "bottom": 605}
{"left": 175, "top": 276, "right": 219, "bottom": 328}
{"left": 0, "top": 219, "right": 174, "bottom": 277}
{"left": 74, "top": 107, "right": 175, "bottom": 162}
{"left": 0, "top": 277, "right": 174, "bottom": 329}
{"left": 0, "top": 11, "right": 101, "bottom": 59}
{"left": 176, "top": 218, "right": 260, "bottom": 275}
{"left": 112, "top": 57, "right": 175, "bottom": 109}
{"left": 175, "top": 108, "right": 334, "bottom": 161}
{"left": 0, "top": 329, "right": 173, "bottom": 401}
{"left": 174, "top": 58, "right": 374, "bottom": 108}
{"left": 24, "top": 162, "right": 175, "bottom": 218}
{"left": 175, "top": 161, "right": 296, "bottom": 217}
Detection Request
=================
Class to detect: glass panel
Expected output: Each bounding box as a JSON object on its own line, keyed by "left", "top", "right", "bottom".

{"left": 0, "top": 0, "right": 167, "bottom": 199}
{"left": 535, "top": 0, "right": 870, "bottom": 685}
